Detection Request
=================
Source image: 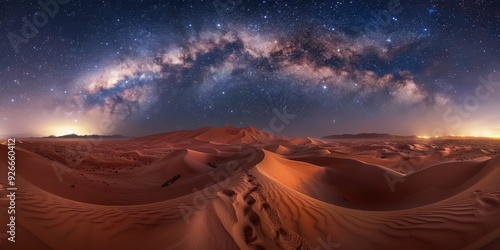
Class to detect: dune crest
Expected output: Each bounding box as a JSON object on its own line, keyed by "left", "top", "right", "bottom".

{"left": 1, "top": 127, "right": 499, "bottom": 249}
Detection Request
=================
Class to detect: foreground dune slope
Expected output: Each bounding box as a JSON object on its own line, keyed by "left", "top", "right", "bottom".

{"left": 0, "top": 128, "right": 499, "bottom": 249}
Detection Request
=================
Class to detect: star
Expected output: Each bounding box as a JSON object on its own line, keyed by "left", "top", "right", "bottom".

{"left": 0, "top": 0, "right": 496, "bottom": 138}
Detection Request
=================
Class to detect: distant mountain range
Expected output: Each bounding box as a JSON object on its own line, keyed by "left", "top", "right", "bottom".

{"left": 322, "top": 133, "right": 418, "bottom": 139}
{"left": 133, "top": 125, "right": 278, "bottom": 144}
{"left": 27, "top": 129, "right": 495, "bottom": 142}
{"left": 36, "top": 134, "right": 127, "bottom": 139}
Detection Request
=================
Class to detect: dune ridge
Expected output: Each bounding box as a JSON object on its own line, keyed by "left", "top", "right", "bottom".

{"left": 0, "top": 126, "right": 499, "bottom": 249}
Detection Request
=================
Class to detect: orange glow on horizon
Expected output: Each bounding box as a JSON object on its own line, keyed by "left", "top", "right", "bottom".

{"left": 417, "top": 134, "right": 500, "bottom": 139}
{"left": 43, "top": 125, "right": 92, "bottom": 137}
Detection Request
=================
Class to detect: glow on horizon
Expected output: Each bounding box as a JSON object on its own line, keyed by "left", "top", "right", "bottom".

{"left": 417, "top": 135, "right": 431, "bottom": 139}
{"left": 43, "top": 125, "right": 93, "bottom": 137}
{"left": 417, "top": 126, "right": 500, "bottom": 139}
{"left": 52, "top": 127, "right": 84, "bottom": 136}
{"left": 417, "top": 134, "right": 500, "bottom": 139}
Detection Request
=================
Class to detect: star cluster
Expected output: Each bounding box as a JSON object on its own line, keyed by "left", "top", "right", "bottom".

{"left": 0, "top": 0, "right": 498, "bottom": 137}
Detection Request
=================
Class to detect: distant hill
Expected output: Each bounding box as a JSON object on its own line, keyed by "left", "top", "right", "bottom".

{"left": 36, "top": 134, "right": 127, "bottom": 139}
{"left": 133, "top": 125, "right": 278, "bottom": 144}
{"left": 322, "top": 133, "right": 418, "bottom": 140}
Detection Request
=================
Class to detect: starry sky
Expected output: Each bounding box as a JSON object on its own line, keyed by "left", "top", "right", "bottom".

{"left": 0, "top": 0, "right": 499, "bottom": 138}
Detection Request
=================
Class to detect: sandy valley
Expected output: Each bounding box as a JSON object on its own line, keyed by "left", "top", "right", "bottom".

{"left": 1, "top": 126, "right": 499, "bottom": 249}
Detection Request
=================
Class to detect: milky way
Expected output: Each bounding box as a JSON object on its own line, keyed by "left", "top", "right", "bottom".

{"left": 0, "top": 0, "right": 498, "bottom": 137}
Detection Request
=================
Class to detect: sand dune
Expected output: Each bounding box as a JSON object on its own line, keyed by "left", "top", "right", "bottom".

{"left": 0, "top": 127, "right": 499, "bottom": 249}
{"left": 133, "top": 126, "right": 277, "bottom": 144}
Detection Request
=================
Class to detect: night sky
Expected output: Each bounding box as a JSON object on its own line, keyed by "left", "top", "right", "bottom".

{"left": 0, "top": 0, "right": 498, "bottom": 138}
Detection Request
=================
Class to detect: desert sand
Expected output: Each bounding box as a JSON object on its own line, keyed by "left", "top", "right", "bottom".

{"left": 1, "top": 126, "right": 499, "bottom": 249}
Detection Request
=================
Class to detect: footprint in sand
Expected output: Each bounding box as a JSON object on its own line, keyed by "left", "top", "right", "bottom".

{"left": 275, "top": 228, "right": 287, "bottom": 239}
{"left": 239, "top": 170, "right": 309, "bottom": 250}
{"left": 472, "top": 189, "right": 500, "bottom": 217}
{"left": 245, "top": 175, "right": 255, "bottom": 183}
{"left": 244, "top": 225, "right": 258, "bottom": 244}
{"left": 239, "top": 172, "right": 266, "bottom": 249}
{"left": 244, "top": 194, "right": 256, "bottom": 206}
{"left": 221, "top": 189, "right": 236, "bottom": 197}
{"left": 261, "top": 202, "right": 271, "bottom": 209}
{"left": 248, "top": 211, "right": 261, "bottom": 226}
